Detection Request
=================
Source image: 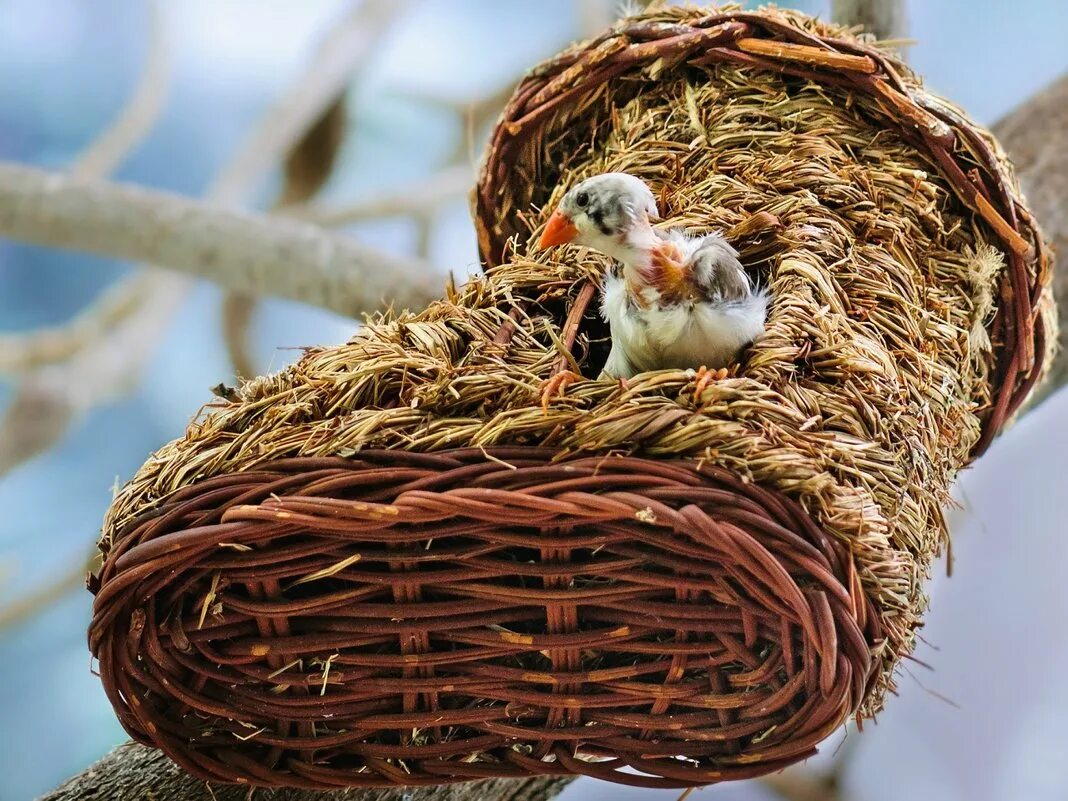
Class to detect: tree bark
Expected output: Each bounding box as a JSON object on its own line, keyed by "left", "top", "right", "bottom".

{"left": 992, "top": 73, "right": 1068, "bottom": 406}
{"left": 0, "top": 162, "right": 441, "bottom": 319}
{"left": 36, "top": 743, "right": 572, "bottom": 801}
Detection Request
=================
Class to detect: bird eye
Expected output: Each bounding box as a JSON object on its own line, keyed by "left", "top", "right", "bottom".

{"left": 575, "top": 191, "right": 589, "bottom": 208}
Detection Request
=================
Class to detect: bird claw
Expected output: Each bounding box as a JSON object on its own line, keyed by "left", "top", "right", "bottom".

{"left": 539, "top": 370, "right": 582, "bottom": 413}
{"left": 693, "top": 365, "right": 729, "bottom": 404}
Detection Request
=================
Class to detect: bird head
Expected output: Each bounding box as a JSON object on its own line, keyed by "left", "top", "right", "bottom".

{"left": 537, "top": 172, "right": 660, "bottom": 263}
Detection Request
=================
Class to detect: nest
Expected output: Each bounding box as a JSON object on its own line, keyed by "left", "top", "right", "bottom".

{"left": 89, "top": 5, "right": 1055, "bottom": 791}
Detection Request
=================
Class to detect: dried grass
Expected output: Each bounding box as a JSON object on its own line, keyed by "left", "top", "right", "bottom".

{"left": 101, "top": 5, "right": 1054, "bottom": 722}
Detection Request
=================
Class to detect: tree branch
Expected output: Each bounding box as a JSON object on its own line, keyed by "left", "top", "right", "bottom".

{"left": 221, "top": 291, "right": 259, "bottom": 380}
{"left": 0, "top": 0, "right": 424, "bottom": 481}
{"left": 219, "top": 2, "right": 393, "bottom": 380}
{"left": 0, "top": 0, "right": 447, "bottom": 659}
{"left": 0, "top": 0, "right": 176, "bottom": 478}
{"left": 829, "top": 0, "right": 906, "bottom": 40}
{"left": 19, "top": 6, "right": 532, "bottom": 800}
{"left": 0, "top": 0, "right": 170, "bottom": 374}
{"left": 0, "top": 271, "right": 189, "bottom": 477}
{"left": 36, "top": 743, "right": 573, "bottom": 801}
{"left": 0, "top": 163, "right": 440, "bottom": 318}
{"left": 993, "top": 72, "right": 1068, "bottom": 406}
{"left": 34, "top": 15, "right": 1068, "bottom": 801}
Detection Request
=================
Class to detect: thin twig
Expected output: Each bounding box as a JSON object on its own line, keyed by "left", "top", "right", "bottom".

{"left": 405, "top": 82, "right": 518, "bottom": 168}
{"left": 204, "top": 0, "right": 413, "bottom": 385}
{"left": 0, "top": 548, "right": 98, "bottom": 632}
{"left": 210, "top": 0, "right": 412, "bottom": 207}
{"left": 0, "top": 271, "right": 188, "bottom": 477}
{"left": 71, "top": 0, "right": 170, "bottom": 179}
{"left": 0, "top": 275, "right": 147, "bottom": 372}
{"left": 220, "top": 80, "right": 351, "bottom": 378}
{"left": 297, "top": 165, "right": 473, "bottom": 227}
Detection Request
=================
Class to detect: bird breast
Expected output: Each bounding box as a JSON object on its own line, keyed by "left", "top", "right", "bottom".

{"left": 601, "top": 273, "right": 768, "bottom": 374}
{"left": 633, "top": 241, "right": 700, "bottom": 305}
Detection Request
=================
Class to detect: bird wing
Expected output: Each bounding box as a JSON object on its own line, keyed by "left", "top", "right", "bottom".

{"left": 687, "top": 233, "right": 752, "bottom": 302}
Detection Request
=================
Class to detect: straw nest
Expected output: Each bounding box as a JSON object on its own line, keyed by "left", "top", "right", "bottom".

{"left": 89, "top": 5, "right": 1055, "bottom": 791}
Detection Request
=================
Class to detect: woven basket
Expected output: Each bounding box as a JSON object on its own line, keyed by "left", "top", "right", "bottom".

{"left": 89, "top": 5, "right": 1056, "bottom": 791}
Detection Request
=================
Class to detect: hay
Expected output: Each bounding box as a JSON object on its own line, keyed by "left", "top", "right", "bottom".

{"left": 91, "top": 4, "right": 1055, "bottom": 789}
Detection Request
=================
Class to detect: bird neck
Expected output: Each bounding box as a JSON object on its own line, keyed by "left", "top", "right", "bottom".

{"left": 599, "top": 225, "right": 660, "bottom": 272}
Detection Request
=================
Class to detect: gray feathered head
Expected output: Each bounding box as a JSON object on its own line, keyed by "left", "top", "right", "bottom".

{"left": 539, "top": 173, "right": 660, "bottom": 252}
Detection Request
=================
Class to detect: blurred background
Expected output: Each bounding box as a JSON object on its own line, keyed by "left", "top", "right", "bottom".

{"left": 0, "top": 1, "right": 1066, "bottom": 799}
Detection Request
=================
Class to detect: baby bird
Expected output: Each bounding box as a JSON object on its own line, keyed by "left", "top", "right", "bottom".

{"left": 537, "top": 172, "right": 768, "bottom": 404}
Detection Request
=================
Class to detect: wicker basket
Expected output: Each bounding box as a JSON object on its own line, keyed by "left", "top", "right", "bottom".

{"left": 89, "top": 5, "right": 1055, "bottom": 791}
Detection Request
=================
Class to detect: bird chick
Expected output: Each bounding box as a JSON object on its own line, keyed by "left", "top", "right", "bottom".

{"left": 537, "top": 172, "right": 768, "bottom": 403}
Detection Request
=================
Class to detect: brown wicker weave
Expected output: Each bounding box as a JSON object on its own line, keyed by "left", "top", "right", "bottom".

{"left": 89, "top": 4, "right": 1056, "bottom": 791}
{"left": 91, "top": 450, "right": 878, "bottom": 788}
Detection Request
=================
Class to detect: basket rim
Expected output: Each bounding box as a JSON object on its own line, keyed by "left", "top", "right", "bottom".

{"left": 474, "top": 7, "right": 1052, "bottom": 459}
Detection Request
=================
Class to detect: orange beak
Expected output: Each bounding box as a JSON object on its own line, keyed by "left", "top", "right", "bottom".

{"left": 538, "top": 210, "right": 579, "bottom": 249}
